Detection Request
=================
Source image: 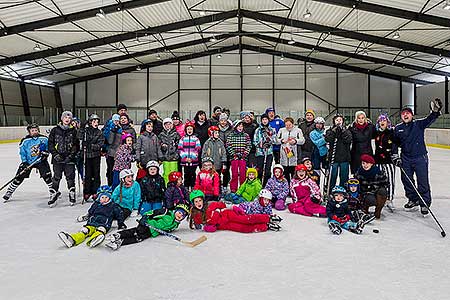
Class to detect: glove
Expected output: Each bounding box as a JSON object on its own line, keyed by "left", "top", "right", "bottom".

{"left": 203, "top": 225, "right": 217, "bottom": 232}
{"left": 111, "top": 125, "right": 120, "bottom": 133}
{"left": 19, "top": 162, "right": 30, "bottom": 170}
{"left": 40, "top": 151, "right": 49, "bottom": 159}
{"left": 53, "top": 154, "right": 65, "bottom": 163}
{"left": 391, "top": 154, "right": 401, "bottom": 167}
{"left": 118, "top": 223, "right": 127, "bottom": 230}
{"left": 232, "top": 205, "right": 245, "bottom": 215}
{"left": 77, "top": 214, "right": 89, "bottom": 222}
{"left": 310, "top": 195, "right": 320, "bottom": 204}
{"left": 430, "top": 98, "right": 443, "bottom": 113}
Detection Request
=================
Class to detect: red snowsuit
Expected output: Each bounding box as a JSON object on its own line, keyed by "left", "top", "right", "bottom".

{"left": 194, "top": 170, "right": 220, "bottom": 197}
{"left": 288, "top": 177, "right": 326, "bottom": 217}
{"left": 192, "top": 202, "right": 269, "bottom": 233}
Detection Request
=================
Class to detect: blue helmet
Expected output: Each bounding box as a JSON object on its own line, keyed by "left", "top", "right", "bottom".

{"left": 331, "top": 185, "right": 347, "bottom": 195}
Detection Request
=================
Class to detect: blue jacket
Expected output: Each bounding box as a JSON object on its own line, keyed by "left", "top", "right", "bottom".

{"left": 310, "top": 129, "right": 328, "bottom": 157}
{"left": 112, "top": 181, "right": 141, "bottom": 211}
{"left": 269, "top": 118, "right": 285, "bottom": 151}
{"left": 86, "top": 200, "right": 125, "bottom": 230}
{"left": 19, "top": 134, "right": 48, "bottom": 164}
{"left": 392, "top": 112, "right": 439, "bottom": 159}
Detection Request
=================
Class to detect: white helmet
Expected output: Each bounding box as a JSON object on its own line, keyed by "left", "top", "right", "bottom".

{"left": 314, "top": 116, "right": 325, "bottom": 124}
{"left": 272, "top": 164, "right": 284, "bottom": 172}
{"left": 259, "top": 189, "right": 273, "bottom": 200}
{"left": 146, "top": 160, "right": 160, "bottom": 169}
{"left": 119, "top": 169, "right": 134, "bottom": 180}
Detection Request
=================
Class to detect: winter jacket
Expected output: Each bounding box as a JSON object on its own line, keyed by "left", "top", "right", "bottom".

{"left": 326, "top": 198, "right": 351, "bottom": 221}
{"left": 136, "top": 131, "right": 161, "bottom": 167}
{"left": 349, "top": 122, "right": 376, "bottom": 173}
{"left": 238, "top": 199, "right": 273, "bottom": 215}
{"left": 107, "top": 124, "right": 136, "bottom": 158}
{"left": 243, "top": 122, "right": 258, "bottom": 154}
{"left": 218, "top": 125, "right": 233, "bottom": 158}
{"left": 290, "top": 177, "right": 322, "bottom": 204}
{"left": 299, "top": 120, "right": 315, "bottom": 157}
{"left": 374, "top": 128, "right": 395, "bottom": 164}
{"left": 194, "top": 120, "right": 211, "bottom": 146}
{"left": 310, "top": 128, "right": 328, "bottom": 157}
{"left": 112, "top": 181, "right": 141, "bottom": 211}
{"left": 269, "top": 117, "right": 285, "bottom": 151}
{"left": 144, "top": 210, "right": 181, "bottom": 237}
{"left": 102, "top": 119, "right": 116, "bottom": 150}
{"left": 265, "top": 176, "right": 289, "bottom": 201}
{"left": 202, "top": 138, "right": 227, "bottom": 170}
{"left": 194, "top": 170, "right": 220, "bottom": 197}
{"left": 140, "top": 118, "right": 163, "bottom": 135}
{"left": 276, "top": 126, "right": 305, "bottom": 167}
{"left": 164, "top": 182, "right": 189, "bottom": 209}
{"left": 209, "top": 115, "right": 220, "bottom": 126}
{"left": 113, "top": 144, "right": 135, "bottom": 171}
{"left": 158, "top": 129, "right": 180, "bottom": 161}
{"left": 236, "top": 178, "right": 262, "bottom": 202}
{"left": 178, "top": 134, "right": 201, "bottom": 166}
{"left": 140, "top": 174, "right": 166, "bottom": 204}
{"left": 354, "top": 165, "right": 388, "bottom": 195}
{"left": 19, "top": 134, "right": 48, "bottom": 164}
{"left": 78, "top": 126, "right": 104, "bottom": 159}
{"left": 324, "top": 126, "right": 352, "bottom": 163}
{"left": 48, "top": 124, "right": 79, "bottom": 164}
{"left": 86, "top": 200, "right": 125, "bottom": 230}
{"left": 392, "top": 112, "right": 440, "bottom": 159}
{"left": 175, "top": 123, "right": 185, "bottom": 138}
{"left": 226, "top": 130, "right": 252, "bottom": 160}
{"left": 253, "top": 124, "right": 277, "bottom": 157}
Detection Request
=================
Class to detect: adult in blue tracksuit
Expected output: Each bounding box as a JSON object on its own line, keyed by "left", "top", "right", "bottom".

{"left": 3, "top": 123, "right": 53, "bottom": 202}
{"left": 391, "top": 99, "right": 442, "bottom": 216}
{"left": 266, "top": 107, "right": 285, "bottom": 164}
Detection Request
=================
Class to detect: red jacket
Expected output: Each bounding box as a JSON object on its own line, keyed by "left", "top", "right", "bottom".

{"left": 194, "top": 170, "right": 220, "bottom": 197}
{"left": 192, "top": 201, "right": 225, "bottom": 226}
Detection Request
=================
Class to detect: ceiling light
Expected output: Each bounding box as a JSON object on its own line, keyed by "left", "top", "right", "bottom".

{"left": 280, "top": 54, "right": 285, "bottom": 61}
{"left": 288, "top": 36, "right": 295, "bottom": 45}
{"left": 33, "top": 44, "right": 41, "bottom": 51}
{"left": 307, "top": 65, "right": 313, "bottom": 70}
{"left": 200, "top": 10, "right": 206, "bottom": 16}
{"left": 393, "top": 31, "right": 400, "bottom": 39}
{"left": 363, "top": 49, "right": 369, "bottom": 56}
{"left": 257, "top": 64, "right": 262, "bottom": 69}
{"left": 156, "top": 53, "right": 161, "bottom": 60}
{"left": 209, "top": 36, "right": 217, "bottom": 42}
{"left": 136, "top": 65, "right": 142, "bottom": 71}
{"left": 216, "top": 54, "right": 222, "bottom": 59}
{"left": 189, "top": 64, "right": 194, "bottom": 70}
{"left": 303, "top": 9, "right": 312, "bottom": 19}
{"left": 96, "top": 9, "right": 106, "bottom": 19}
{"left": 444, "top": 1, "right": 450, "bottom": 10}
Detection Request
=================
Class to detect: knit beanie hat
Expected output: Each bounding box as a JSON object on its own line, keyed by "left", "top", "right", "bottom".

{"left": 61, "top": 111, "right": 73, "bottom": 121}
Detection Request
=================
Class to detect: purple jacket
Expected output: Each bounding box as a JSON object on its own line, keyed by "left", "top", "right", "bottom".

{"left": 238, "top": 199, "right": 273, "bottom": 215}
{"left": 265, "top": 176, "right": 289, "bottom": 201}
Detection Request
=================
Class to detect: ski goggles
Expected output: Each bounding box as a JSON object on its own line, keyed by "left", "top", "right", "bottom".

{"left": 347, "top": 179, "right": 359, "bottom": 186}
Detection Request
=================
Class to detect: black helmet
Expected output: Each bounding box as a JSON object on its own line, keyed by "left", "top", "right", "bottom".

{"left": 88, "top": 114, "right": 100, "bottom": 122}
{"left": 332, "top": 113, "right": 344, "bottom": 125}
{"left": 26, "top": 123, "right": 39, "bottom": 132}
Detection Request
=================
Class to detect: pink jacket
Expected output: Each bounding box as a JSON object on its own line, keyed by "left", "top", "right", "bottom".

{"left": 194, "top": 170, "right": 220, "bottom": 197}
{"left": 175, "top": 123, "right": 185, "bottom": 138}
{"left": 288, "top": 177, "right": 325, "bottom": 217}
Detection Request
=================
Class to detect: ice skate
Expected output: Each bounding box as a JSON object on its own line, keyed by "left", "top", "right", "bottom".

{"left": 3, "top": 192, "right": 12, "bottom": 203}
{"left": 268, "top": 222, "right": 281, "bottom": 231}
{"left": 58, "top": 232, "right": 75, "bottom": 248}
{"left": 421, "top": 206, "right": 429, "bottom": 217}
{"left": 361, "top": 213, "right": 376, "bottom": 225}
{"left": 106, "top": 232, "right": 121, "bottom": 243}
{"left": 86, "top": 232, "right": 105, "bottom": 248}
{"left": 404, "top": 200, "right": 419, "bottom": 211}
{"left": 105, "top": 238, "right": 123, "bottom": 251}
{"left": 269, "top": 214, "right": 283, "bottom": 224}
{"left": 385, "top": 199, "right": 395, "bottom": 212}
{"left": 69, "top": 187, "right": 76, "bottom": 206}
{"left": 48, "top": 191, "right": 61, "bottom": 207}
{"left": 328, "top": 222, "right": 342, "bottom": 235}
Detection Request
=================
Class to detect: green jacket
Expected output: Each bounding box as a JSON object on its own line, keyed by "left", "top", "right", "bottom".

{"left": 236, "top": 178, "right": 262, "bottom": 202}
{"left": 145, "top": 210, "right": 181, "bottom": 237}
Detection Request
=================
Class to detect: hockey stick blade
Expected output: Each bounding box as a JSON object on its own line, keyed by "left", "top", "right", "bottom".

{"left": 182, "top": 235, "right": 207, "bottom": 247}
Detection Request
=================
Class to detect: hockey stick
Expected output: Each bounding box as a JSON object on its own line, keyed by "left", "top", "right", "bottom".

{"left": 81, "top": 128, "right": 87, "bottom": 204}
{"left": 399, "top": 167, "right": 446, "bottom": 238}
{"left": 0, "top": 158, "right": 42, "bottom": 192}
{"left": 144, "top": 223, "right": 207, "bottom": 247}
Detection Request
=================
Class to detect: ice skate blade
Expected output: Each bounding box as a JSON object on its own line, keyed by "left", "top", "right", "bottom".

{"left": 58, "top": 232, "right": 74, "bottom": 248}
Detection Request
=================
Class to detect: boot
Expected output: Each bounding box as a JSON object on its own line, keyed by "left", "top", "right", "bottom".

{"left": 328, "top": 222, "right": 342, "bottom": 235}
{"left": 374, "top": 194, "right": 387, "bottom": 219}
{"left": 48, "top": 189, "right": 61, "bottom": 207}
{"left": 69, "top": 187, "right": 76, "bottom": 206}
{"left": 269, "top": 214, "right": 283, "bottom": 224}
{"left": 58, "top": 232, "right": 75, "bottom": 248}
{"left": 86, "top": 227, "right": 106, "bottom": 248}
{"left": 267, "top": 222, "right": 281, "bottom": 231}
{"left": 105, "top": 238, "right": 123, "bottom": 251}
{"left": 3, "top": 181, "right": 19, "bottom": 202}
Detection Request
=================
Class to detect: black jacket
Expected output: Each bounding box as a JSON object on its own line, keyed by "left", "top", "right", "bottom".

{"left": 324, "top": 126, "right": 352, "bottom": 163}
{"left": 194, "top": 120, "right": 211, "bottom": 146}
{"left": 87, "top": 201, "right": 125, "bottom": 230}
{"left": 326, "top": 198, "right": 351, "bottom": 220}
{"left": 299, "top": 120, "right": 315, "bottom": 157}
{"left": 349, "top": 122, "right": 376, "bottom": 173}
{"left": 78, "top": 126, "right": 105, "bottom": 159}
{"left": 140, "top": 174, "right": 166, "bottom": 204}
{"left": 48, "top": 124, "right": 79, "bottom": 164}
{"left": 374, "top": 128, "right": 394, "bottom": 164}
{"left": 152, "top": 119, "right": 164, "bottom": 136}
{"left": 243, "top": 122, "right": 258, "bottom": 154}
{"left": 354, "top": 165, "right": 388, "bottom": 195}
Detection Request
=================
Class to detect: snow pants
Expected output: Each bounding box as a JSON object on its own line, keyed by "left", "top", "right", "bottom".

{"left": 117, "top": 224, "right": 151, "bottom": 246}
{"left": 230, "top": 159, "right": 246, "bottom": 192}
{"left": 70, "top": 225, "right": 106, "bottom": 246}
{"left": 288, "top": 198, "right": 326, "bottom": 217}
{"left": 4, "top": 160, "right": 52, "bottom": 198}
{"left": 329, "top": 162, "right": 349, "bottom": 189}
{"left": 215, "top": 210, "right": 269, "bottom": 233}
{"left": 83, "top": 156, "right": 101, "bottom": 196}
{"left": 401, "top": 155, "right": 431, "bottom": 207}
{"left": 106, "top": 156, "right": 115, "bottom": 186}
{"left": 139, "top": 202, "right": 163, "bottom": 216}
{"left": 52, "top": 162, "right": 75, "bottom": 191}
{"left": 162, "top": 161, "right": 178, "bottom": 185}
{"left": 328, "top": 219, "right": 358, "bottom": 231}
{"left": 256, "top": 154, "right": 273, "bottom": 186}
{"left": 183, "top": 165, "right": 197, "bottom": 189}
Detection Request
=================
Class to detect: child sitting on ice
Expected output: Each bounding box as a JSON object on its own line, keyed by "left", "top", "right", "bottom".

{"left": 58, "top": 185, "right": 125, "bottom": 248}
{"left": 346, "top": 178, "right": 375, "bottom": 225}
{"left": 225, "top": 168, "right": 262, "bottom": 204}
{"left": 104, "top": 204, "right": 190, "bottom": 251}
{"left": 302, "top": 157, "right": 321, "bottom": 186}
{"left": 165, "top": 171, "right": 189, "bottom": 209}
{"left": 288, "top": 164, "right": 325, "bottom": 217}
{"left": 189, "top": 190, "right": 282, "bottom": 233}
{"left": 139, "top": 160, "right": 166, "bottom": 215}
{"left": 236, "top": 189, "right": 274, "bottom": 215}
{"left": 194, "top": 157, "right": 220, "bottom": 202}
{"left": 264, "top": 164, "right": 289, "bottom": 211}
{"left": 112, "top": 169, "right": 141, "bottom": 220}
{"left": 326, "top": 186, "right": 365, "bottom": 235}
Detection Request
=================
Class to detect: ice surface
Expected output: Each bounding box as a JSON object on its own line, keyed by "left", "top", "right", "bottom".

{"left": 0, "top": 142, "right": 449, "bottom": 300}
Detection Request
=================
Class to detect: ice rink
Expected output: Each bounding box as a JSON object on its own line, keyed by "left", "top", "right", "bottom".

{"left": 0, "top": 142, "right": 449, "bottom": 300}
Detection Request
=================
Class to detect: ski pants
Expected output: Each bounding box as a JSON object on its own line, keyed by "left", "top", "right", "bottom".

{"left": 216, "top": 210, "right": 269, "bottom": 233}
{"left": 106, "top": 156, "right": 115, "bottom": 186}
{"left": 183, "top": 165, "right": 197, "bottom": 189}
{"left": 329, "top": 162, "right": 349, "bottom": 189}
{"left": 83, "top": 156, "right": 101, "bottom": 196}
{"left": 283, "top": 166, "right": 295, "bottom": 186}
{"left": 117, "top": 224, "right": 151, "bottom": 246}
{"left": 162, "top": 161, "right": 178, "bottom": 185}
{"left": 230, "top": 159, "right": 246, "bottom": 192}
{"left": 139, "top": 202, "right": 163, "bottom": 216}
{"left": 273, "top": 149, "right": 281, "bottom": 165}
{"left": 247, "top": 152, "right": 257, "bottom": 169}
{"left": 256, "top": 154, "right": 273, "bottom": 187}
{"left": 14, "top": 160, "right": 52, "bottom": 187}
{"left": 378, "top": 163, "right": 396, "bottom": 201}
{"left": 400, "top": 155, "right": 431, "bottom": 207}
{"left": 52, "top": 162, "right": 75, "bottom": 191}
{"left": 221, "top": 160, "right": 231, "bottom": 188}
{"left": 328, "top": 219, "right": 358, "bottom": 231}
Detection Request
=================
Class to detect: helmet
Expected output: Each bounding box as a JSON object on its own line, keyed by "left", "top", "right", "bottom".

{"left": 121, "top": 133, "right": 133, "bottom": 142}
{"left": 272, "top": 164, "right": 284, "bottom": 172}
{"left": 295, "top": 164, "right": 308, "bottom": 172}
{"left": 233, "top": 119, "right": 243, "bottom": 128}
{"left": 246, "top": 167, "right": 258, "bottom": 178}
{"left": 88, "top": 114, "right": 100, "bottom": 122}
{"left": 202, "top": 157, "right": 214, "bottom": 164}
{"left": 301, "top": 157, "right": 311, "bottom": 164}
{"left": 189, "top": 189, "right": 205, "bottom": 203}
{"left": 185, "top": 120, "right": 195, "bottom": 130}
{"left": 119, "top": 169, "right": 134, "bottom": 180}
{"left": 26, "top": 123, "right": 39, "bottom": 132}
{"left": 163, "top": 117, "right": 173, "bottom": 125}
{"left": 168, "top": 171, "right": 182, "bottom": 183}
{"left": 259, "top": 189, "right": 273, "bottom": 200}
{"left": 174, "top": 203, "right": 190, "bottom": 217}
{"left": 331, "top": 185, "right": 347, "bottom": 195}
{"left": 97, "top": 185, "right": 113, "bottom": 199}
{"left": 142, "top": 118, "right": 153, "bottom": 126}
{"left": 146, "top": 160, "right": 160, "bottom": 169}
{"left": 208, "top": 126, "right": 219, "bottom": 137}
{"left": 314, "top": 117, "right": 325, "bottom": 124}
{"left": 347, "top": 178, "right": 360, "bottom": 186}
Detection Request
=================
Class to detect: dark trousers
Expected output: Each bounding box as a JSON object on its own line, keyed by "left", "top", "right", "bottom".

{"left": 273, "top": 150, "right": 281, "bottom": 164}
{"left": 118, "top": 224, "right": 151, "bottom": 246}
{"left": 120, "top": 206, "right": 132, "bottom": 220}
{"left": 222, "top": 160, "right": 231, "bottom": 187}
{"left": 12, "top": 161, "right": 52, "bottom": 188}
{"left": 247, "top": 152, "right": 257, "bottom": 168}
{"left": 52, "top": 163, "right": 75, "bottom": 191}
{"left": 106, "top": 156, "right": 115, "bottom": 186}
{"left": 183, "top": 165, "right": 197, "bottom": 188}
{"left": 401, "top": 155, "right": 431, "bottom": 206}
{"left": 84, "top": 156, "right": 101, "bottom": 195}
{"left": 256, "top": 154, "right": 273, "bottom": 186}
{"left": 283, "top": 166, "right": 295, "bottom": 186}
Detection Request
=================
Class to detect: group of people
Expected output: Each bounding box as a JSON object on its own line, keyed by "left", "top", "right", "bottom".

{"left": 2, "top": 98, "right": 443, "bottom": 249}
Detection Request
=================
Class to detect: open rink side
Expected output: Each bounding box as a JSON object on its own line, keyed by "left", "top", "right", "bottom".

{"left": 0, "top": 142, "right": 449, "bottom": 300}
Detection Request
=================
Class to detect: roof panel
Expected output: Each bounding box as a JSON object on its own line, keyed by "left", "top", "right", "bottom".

{"left": 0, "top": 1, "right": 57, "bottom": 27}
{"left": 128, "top": 1, "right": 192, "bottom": 28}
{"left": 21, "top": 23, "right": 95, "bottom": 48}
